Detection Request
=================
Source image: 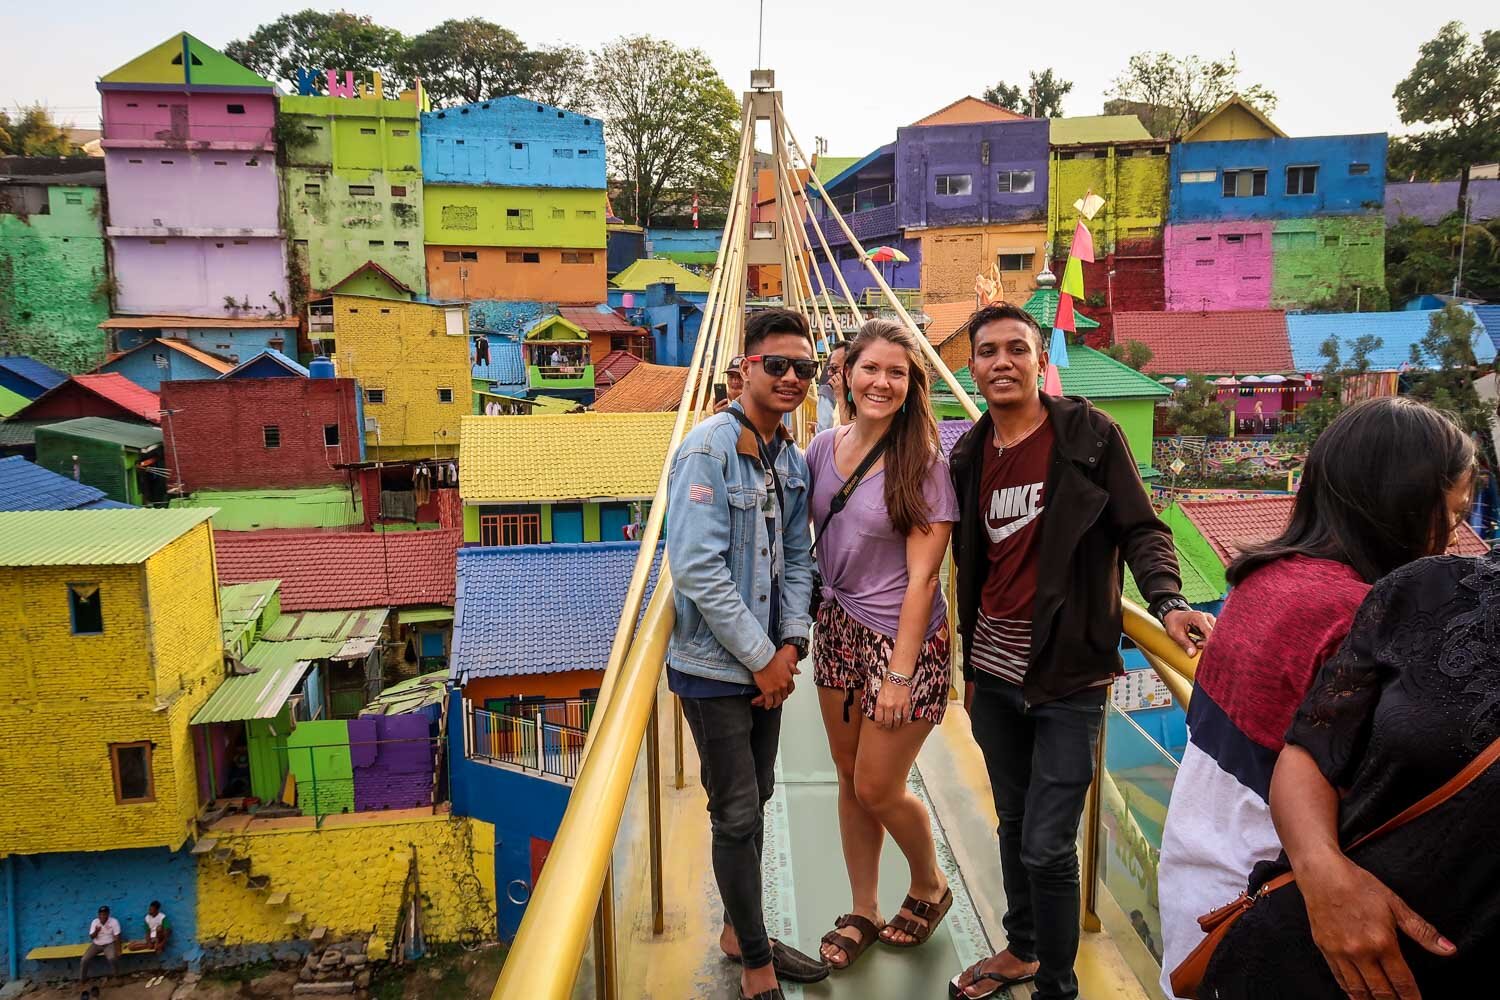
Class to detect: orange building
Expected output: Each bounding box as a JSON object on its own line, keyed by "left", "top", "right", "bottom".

{"left": 425, "top": 246, "right": 606, "bottom": 304}
{"left": 917, "top": 221, "right": 1049, "bottom": 305}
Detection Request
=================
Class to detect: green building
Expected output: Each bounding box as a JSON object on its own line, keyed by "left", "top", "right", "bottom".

{"left": 33, "top": 417, "right": 165, "bottom": 506}
{"left": 280, "top": 93, "right": 427, "bottom": 295}
{"left": 0, "top": 159, "right": 110, "bottom": 373}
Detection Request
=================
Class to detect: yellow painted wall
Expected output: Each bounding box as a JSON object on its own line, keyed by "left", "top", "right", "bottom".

{"left": 196, "top": 812, "right": 496, "bottom": 947}
{"left": 332, "top": 294, "right": 471, "bottom": 454}
{"left": 1185, "top": 103, "right": 1280, "bottom": 142}
{"left": 918, "top": 222, "right": 1049, "bottom": 304}
{"left": 423, "top": 185, "right": 608, "bottom": 249}
{"left": 0, "top": 522, "right": 223, "bottom": 854}
{"left": 1049, "top": 148, "right": 1170, "bottom": 256}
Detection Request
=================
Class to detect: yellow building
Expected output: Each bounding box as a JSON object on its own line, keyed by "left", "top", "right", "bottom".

{"left": 0, "top": 509, "right": 223, "bottom": 855}
{"left": 331, "top": 293, "right": 471, "bottom": 459}
{"left": 917, "top": 221, "right": 1050, "bottom": 304}
{"left": 1047, "top": 116, "right": 1171, "bottom": 259}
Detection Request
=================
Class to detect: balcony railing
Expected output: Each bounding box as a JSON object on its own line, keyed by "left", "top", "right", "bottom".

{"left": 466, "top": 704, "right": 587, "bottom": 783}
{"left": 860, "top": 287, "right": 922, "bottom": 312}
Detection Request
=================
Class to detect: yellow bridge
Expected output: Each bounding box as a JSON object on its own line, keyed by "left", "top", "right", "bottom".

{"left": 493, "top": 71, "right": 1198, "bottom": 1000}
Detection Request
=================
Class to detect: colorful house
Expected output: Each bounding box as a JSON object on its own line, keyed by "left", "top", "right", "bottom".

{"left": 100, "top": 316, "right": 297, "bottom": 366}
{"left": 158, "top": 376, "right": 364, "bottom": 493}
{"left": 98, "top": 34, "right": 289, "bottom": 318}
{"left": 96, "top": 337, "right": 233, "bottom": 391}
{"left": 15, "top": 373, "right": 161, "bottom": 425}
{"left": 607, "top": 258, "right": 711, "bottom": 308}
{"left": 1385, "top": 178, "right": 1500, "bottom": 225}
{"left": 422, "top": 97, "right": 608, "bottom": 308}
{"left": 459, "top": 411, "right": 675, "bottom": 545}
{"left": 0, "top": 355, "right": 67, "bottom": 400}
{"left": 220, "top": 348, "right": 310, "bottom": 379}
{"left": 1113, "top": 310, "right": 1295, "bottom": 376}
{"left": 33, "top": 417, "right": 166, "bottom": 506}
{"left": 519, "top": 314, "right": 595, "bottom": 402}
{"left": 280, "top": 88, "right": 427, "bottom": 295}
{"left": 1166, "top": 97, "right": 1386, "bottom": 312}
{"left": 0, "top": 454, "right": 131, "bottom": 511}
{"left": 627, "top": 281, "right": 705, "bottom": 367}
{"left": 328, "top": 293, "right": 470, "bottom": 459}
{"left": 0, "top": 157, "right": 110, "bottom": 372}
{"left": 645, "top": 228, "right": 723, "bottom": 266}
{"left": 805, "top": 145, "right": 919, "bottom": 300}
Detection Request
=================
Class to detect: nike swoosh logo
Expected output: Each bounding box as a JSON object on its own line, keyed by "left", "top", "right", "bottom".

{"left": 985, "top": 507, "right": 1042, "bottom": 544}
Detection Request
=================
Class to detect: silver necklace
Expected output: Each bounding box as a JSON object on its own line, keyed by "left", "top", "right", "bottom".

{"left": 992, "top": 411, "right": 1046, "bottom": 457}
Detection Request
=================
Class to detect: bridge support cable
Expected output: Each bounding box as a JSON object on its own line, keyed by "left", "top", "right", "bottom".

{"left": 781, "top": 154, "right": 864, "bottom": 334}
{"left": 774, "top": 165, "right": 843, "bottom": 346}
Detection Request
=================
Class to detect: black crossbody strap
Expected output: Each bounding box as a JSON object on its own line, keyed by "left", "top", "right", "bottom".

{"left": 727, "top": 409, "right": 787, "bottom": 513}
{"left": 816, "top": 433, "right": 889, "bottom": 541}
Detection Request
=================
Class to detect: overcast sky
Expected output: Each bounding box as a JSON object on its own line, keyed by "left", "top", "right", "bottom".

{"left": 2, "top": 1, "right": 1487, "bottom": 155}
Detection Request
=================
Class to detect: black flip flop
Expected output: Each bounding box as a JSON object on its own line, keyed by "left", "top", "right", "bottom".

{"left": 948, "top": 958, "right": 1037, "bottom": 999}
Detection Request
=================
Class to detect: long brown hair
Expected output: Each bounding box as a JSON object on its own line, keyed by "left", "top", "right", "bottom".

{"left": 840, "top": 319, "right": 943, "bottom": 536}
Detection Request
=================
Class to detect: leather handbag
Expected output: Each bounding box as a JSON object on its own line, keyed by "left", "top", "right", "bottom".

{"left": 1169, "top": 731, "right": 1500, "bottom": 999}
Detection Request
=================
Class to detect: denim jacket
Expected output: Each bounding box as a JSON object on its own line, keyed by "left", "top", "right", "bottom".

{"left": 666, "top": 405, "right": 815, "bottom": 684}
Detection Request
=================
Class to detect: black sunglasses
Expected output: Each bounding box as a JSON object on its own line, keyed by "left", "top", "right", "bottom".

{"left": 745, "top": 354, "right": 818, "bottom": 380}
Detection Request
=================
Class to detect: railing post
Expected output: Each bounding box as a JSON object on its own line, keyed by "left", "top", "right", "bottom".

{"left": 646, "top": 695, "right": 664, "bottom": 935}
{"left": 1080, "top": 692, "right": 1110, "bottom": 934}
{"left": 672, "top": 695, "right": 684, "bottom": 791}
{"left": 591, "top": 864, "right": 617, "bottom": 1000}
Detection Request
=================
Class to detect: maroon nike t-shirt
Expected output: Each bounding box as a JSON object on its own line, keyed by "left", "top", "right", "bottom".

{"left": 972, "top": 417, "right": 1054, "bottom": 685}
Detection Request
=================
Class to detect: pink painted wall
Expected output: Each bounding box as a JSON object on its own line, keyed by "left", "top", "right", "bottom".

{"left": 111, "top": 236, "right": 289, "bottom": 316}
{"left": 101, "top": 91, "right": 275, "bottom": 146}
{"left": 1164, "top": 221, "right": 1273, "bottom": 312}
{"left": 104, "top": 150, "right": 280, "bottom": 230}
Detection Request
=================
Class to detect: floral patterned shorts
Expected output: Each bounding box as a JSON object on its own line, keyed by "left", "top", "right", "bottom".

{"left": 813, "top": 598, "right": 951, "bottom": 725}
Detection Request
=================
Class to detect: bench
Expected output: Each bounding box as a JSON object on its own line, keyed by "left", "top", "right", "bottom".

{"left": 26, "top": 941, "right": 156, "bottom": 961}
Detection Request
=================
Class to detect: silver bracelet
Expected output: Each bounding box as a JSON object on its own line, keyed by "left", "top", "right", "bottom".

{"left": 885, "top": 670, "right": 912, "bottom": 687}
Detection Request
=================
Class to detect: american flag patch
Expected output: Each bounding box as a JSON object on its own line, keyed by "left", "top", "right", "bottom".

{"left": 688, "top": 484, "right": 714, "bottom": 504}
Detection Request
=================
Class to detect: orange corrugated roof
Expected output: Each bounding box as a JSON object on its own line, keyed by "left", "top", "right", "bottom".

{"left": 156, "top": 339, "right": 234, "bottom": 373}
{"left": 591, "top": 363, "right": 689, "bottom": 413}
{"left": 594, "top": 350, "right": 644, "bottom": 393}
{"left": 67, "top": 373, "right": 162, "bottom": 424}
{"left": 911, "top": 96, "right": 1025, "bottom": 127}
{"left": 557, "top": 306, "right": 642, "bottom": 335}
{"left": 922, "top": 301, "right": 981, "bottom": 348}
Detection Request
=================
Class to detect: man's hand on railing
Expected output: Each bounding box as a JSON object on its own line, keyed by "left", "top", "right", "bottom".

{"left": 750, "top": 645, "right": 801, "bottom": 709}
{"left": 1163, "top": 608, "right": 1216, "bottom": 657}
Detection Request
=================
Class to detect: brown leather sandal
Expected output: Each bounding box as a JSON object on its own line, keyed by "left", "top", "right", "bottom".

{"left": 881, "top": 886, "right": 953, "bottom": 948}
{"left": 819, "top": 913, "right": 883, "bottom": 970}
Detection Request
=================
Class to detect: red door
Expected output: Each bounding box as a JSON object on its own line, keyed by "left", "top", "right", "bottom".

{"left": 529, "top": 837, "right": 553, "bottom": 887}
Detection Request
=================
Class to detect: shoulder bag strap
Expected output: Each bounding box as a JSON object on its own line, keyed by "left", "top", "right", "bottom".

{"left": 1348, "top": 729, "right": 1500, "bottom": 850}
{"left": 816, "top": 431, "right": 889, "bottom": 541}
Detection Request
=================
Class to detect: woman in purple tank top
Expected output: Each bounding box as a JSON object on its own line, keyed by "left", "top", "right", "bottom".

{"left": 808, "top": 319, "right": 962, "bottom": 971}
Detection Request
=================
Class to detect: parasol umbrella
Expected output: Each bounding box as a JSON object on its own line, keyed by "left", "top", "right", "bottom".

{"left": 866, "top": 245, "right": 910, "bottom": 287}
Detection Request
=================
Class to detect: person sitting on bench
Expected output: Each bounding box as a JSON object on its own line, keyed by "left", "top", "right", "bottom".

{"left": 80, "top": 906, "right": 120, "bottom": 982}
{"left": 142, "top": 901, "right": 170, "bottom": 953}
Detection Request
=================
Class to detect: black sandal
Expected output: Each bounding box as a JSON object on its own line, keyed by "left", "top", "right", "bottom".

{"left": 739, "top": 990, "right": 785, "bottom": 1000}
{"left": 947, "top": 955, "right": 1038, "bottom": 999}
{"left": 725, "top": 938, "right": 830, "bottom": 984}
{"left": 819, "top": 913, "right": 883, "bottom": 970}
{"left": 881, "top": 886, "right": 953, "bottom": 948}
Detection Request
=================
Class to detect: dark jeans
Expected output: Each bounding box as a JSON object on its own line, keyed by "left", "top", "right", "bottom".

{"left": 679, "top": 693, "right": 783, "bottom": 971}
{"left": 970, "top": 680, "right": 1106, "bottom": 1000}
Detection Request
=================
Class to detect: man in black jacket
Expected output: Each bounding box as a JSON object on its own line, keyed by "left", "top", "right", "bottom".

{"left": 947, "top": 304, "right": 1214, "bottom": 1000}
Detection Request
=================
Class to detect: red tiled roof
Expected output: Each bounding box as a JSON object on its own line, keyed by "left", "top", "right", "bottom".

{"left": 73, "top": 373, "right": 162, "bottom": 423}
{"left": 558, "top": 306, "right": 642, "bottom": 335}
{"left": 922, "top": 301, "right": 980, "bottom": 347}
{"left": 214, "top": 529, "right": 461, "bottom": 611}
{"left": 594, "top": 350, "right": 645, "bottom": 393}
{"left": 1112, "top": 310, "right": 1293, "bottom": 375}
{"left": 1180, "top": 495, "right": 1491, "bottom": 566}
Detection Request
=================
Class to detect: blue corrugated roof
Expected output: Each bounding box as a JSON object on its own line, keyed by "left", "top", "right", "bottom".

{"left": 450, "top": 541, "right": 663, "bottom": 681}
{"left": 0, "top": 455, "right": 134, "bottom": 511}
{"left": 221, "top": 349, "right": 310, "bottom": 379}
{"left": 472, "top": 336, "right": 526, "bottom": 385}
{"left": 1285, "top": 309, "right": 1497, "bottom": 372}
{"left": 1473, "top": 305, "right": 1500, "bottom": 354}
{"left": 0, "top": 356, "right": 67, "bottom": 396}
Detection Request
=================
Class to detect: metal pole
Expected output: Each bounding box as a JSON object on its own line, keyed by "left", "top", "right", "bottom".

{"left": 672, "top": 695, "right": 685, "bottom": 790}
{"left": 646, "top": 696, "right": 665, "bottom": 935}
{"left": 1454, "top": 191, "right": 1473, "bottom": 298}
{"left": 1080, "top": 695, "right": 1109, "bottom": 933}
{"left": 591, "top": 865, "right": 618, "bottom": 1000}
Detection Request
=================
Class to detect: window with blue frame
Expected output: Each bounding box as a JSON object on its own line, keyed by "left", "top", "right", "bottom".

{"left": 68, "top": 582, "right": 103, "bottom": 634}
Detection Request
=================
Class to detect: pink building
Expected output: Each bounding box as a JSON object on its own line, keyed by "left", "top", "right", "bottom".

{"left": 1163, "top": 221, "right": 1273, "bottom": 312}
{"left": 99, "top": 33, "right": 288, "bottom": 318}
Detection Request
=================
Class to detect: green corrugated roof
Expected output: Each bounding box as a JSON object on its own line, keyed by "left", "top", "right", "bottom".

{"left": 261, "top": 608, "right": 387, "bottom": 642}
{"left": 1124, "top": 540, "right": 1222, "bottom": 605}
{"left": 816, "top": 156, "right": 861, "bottom": 183}
{"left": 35, "top": 417, "right": 163, "bottom": 450}
{"left": 0, "top": 508, "right": 215, "bottom": 566}
{"left": 1050, "top": 115, "right": 1153, "bottom": 146}
{"left": 100, "top": 32, "right": 277, "bottom": 90}
{"left": 655, "top": 250, "right": 719, "bottom": 265}
{"left": 0, "top": 386, "right": 28, "bottom": 419}
{"left": 221, "top": 579, "right": 279, "bottom": 647}
{"left": 940, "top": 346, "right": 1170, "bottom": 404}
{"left": 243, "top": 638, "right": 339, "bottom": 670}
{"left": 192, "top": 660, "right": 311, "bottom": 725}
{"left": 1021, "top": 286, "right": 1100, "bottom": 329}
{"left": 610, "top": 258, "right": 711, "bottom": 293}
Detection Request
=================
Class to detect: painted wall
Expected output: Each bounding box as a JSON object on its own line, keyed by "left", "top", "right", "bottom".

{"left": 171, "top": 488, "right": 363, "bottom": 530}
{"left": 101, "top": 91, "right": 276, "bottom": 147}
{"left": 280, "top": 95, "right": 422, "bottom": 174}
{"left": 896, "top": 119, "right": 1050, "bottom": 229}
{"left": 812, "top": 236, "right": 922, "bottom": 299}
{"left": 349, "top": 715, "right": 435, "bottom": 812}
{"left": 425, "top": 245, "right": 605, "bottom": 304}
{"left": 0, "top": 184, "right": 110, "bottom": 373}
{"left": 0, "top": 846, "right": 199, "bottom": 978}
{"left": 448, "top": 692, "right": 569, "bottom": 940}
{"left": 104, "top": 151, "right": 279, "bottom": 232}
{"left": 462, "top": 671, "right": 604, "bottom": 705}
{"left": 195, "top": 811, "right": 496, "bottom": 948}
{"left": 99, "top": 345, "right": 223, "bottom": 392}
{"left": 1049, "top": 146, "right": 1170, "bottom": 256}
{"left": 1163, "top": 221, "right": 1274, "bottom": 311}
{"left": 0, "top": 524, "right": 222, "bottom": 855}
{"left": 1269, "top": 215, "right": 1385, "bottom": 309}
{"left": 1049, "top": 247, "right": 1167, "bottom": 348}
{"left": 287, "top": 719, "right": 354, "bottom": 816}
{"left": 637, "top": 284, "right": 703, "bottom": 367}
{"left": 645, "top": 228, "right": 722, "bottom": 254}
{"left": 423, "top": 186, "right": 608, "bottom": 249}
{"left": 160, "top": 377, "right": 363, "bottom": 491}
{"left": 918, "top": 222, "right": 1048, "bottom": 304}
{"left": 331, "top": 295, "right": 470, "bottom": 456}
{"left": 467, "top": 299, "right": 557, "bottom": 336}
{"left": 111, "top": 236, "right": 289, "bottom": 318}
{"left": 420, "top": 97, "right": 606, "bottom": 189}
{"left": 1169, "top": 133, "right": 1387, "bottom": 222}
{"left": 34, "top": 430, "right": 148, "bottom": 505}
{"left": 111, "top": 325, "right": 293, "bottom": 365}
{"left": 606, "top": 227, "right": 645, "bottom": 277}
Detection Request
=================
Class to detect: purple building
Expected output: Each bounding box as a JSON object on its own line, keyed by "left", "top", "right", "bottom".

{"left": 98, "top": 33, "right": 288, "bottom": 318}
{"left": 806, "top": 144, "right": 919, "bottom": 298}
{"left": 895, "top": 118, "right": 1050, "bottom": 230}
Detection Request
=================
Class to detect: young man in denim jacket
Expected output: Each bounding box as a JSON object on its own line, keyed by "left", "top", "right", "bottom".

{"left": 667, "top": 308, "right": 828, "bottom": 999}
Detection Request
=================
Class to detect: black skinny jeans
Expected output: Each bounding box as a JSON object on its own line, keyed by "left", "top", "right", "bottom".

{"left": 679, "top": 694, "right": 783, "bottom": 971}
{"left": 970, "top": 680, "right": 1105, "bottom": 1000}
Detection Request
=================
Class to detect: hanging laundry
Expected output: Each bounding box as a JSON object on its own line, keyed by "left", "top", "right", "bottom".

{"left": 474, "top": 335, "right": 491, "bottom": 366}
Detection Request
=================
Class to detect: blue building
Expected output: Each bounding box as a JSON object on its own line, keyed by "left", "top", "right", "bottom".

{"left": 220, "top": 349, "right": 311, "bottom": 380}
{"left": 420, "top": 96, "right": 606, "bottom": 189}
{"left": 1286, "top": 307, "right": 1497, "bottom": 371}
{"left": 102, "top": 319, "right": 297, "bottom": 368}
{"left": 96, "top": 338, "right": 231, "bottom": 391}
{"left": 0, "top": 355, "right": 67, "bottom": 400}
{"left": 622, "top": 282, "right": 705, "bottom": 367}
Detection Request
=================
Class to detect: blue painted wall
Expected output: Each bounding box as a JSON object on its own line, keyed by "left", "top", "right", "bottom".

{"left": 111, "top": 328, "right": 293, "bottom": 368}
{"left": 446, "top": 692, "right": 571, "bottom": 941}
{"left": 1169, "top": 133, "right": 1387, "bottom": 222}
{"left": 467, "top": 300, "right": 557, "bottom": 338}
{"left": 421, "top": 96, "right": 606, "bottom": 189}
{"left": 607, "top": 229, "right": 645, "bottom": 277}
{"left": 896, "top": 119, "right": 1051, "bottom": 229}
{"left": 645, "top": 228, "right": 723, "bottom": 254}
{"left": 811, "top": 236, "right": 923, "bottom": 300}
{"left": 2, "top": 846, "right": 199, "bottom": 980}
{"left": 98, "top": 346, "right": 223, "bottom": 392}
{"left": 621, "top": 282, "right": 704, "bottom": 367}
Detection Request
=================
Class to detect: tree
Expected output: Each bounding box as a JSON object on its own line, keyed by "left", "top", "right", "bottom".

{"left": 399, "top": 18, "right": 530, "bottom": 107}
{"left": 1393, "top": 22, "right": 1500, "bottom": 216}
{"left": 592, "top": 36, "right": 739, "bottom": 227}
{"left": 1105, "top": 339, "right": 1154, "bottom": 371}
{"left": 1106, "top": 51, "right": 1277, "bottom": 139}
{"left": 1166, "top": 374, "right": 1229, "bottom": 437}
{"left": 524, "top": 45, "right": 596, "bottom": 114}
{"left": 1406, "top": 304, "right": 1497, "bottom": 465}
{"left": 982, "top": 68, "right": 1073, "bottom": 118}
{"left": 224, "top": 11, "right": 409, "bottom": 94}
{"left": 1386, "top": 214, "right": 1500, "bottom": 304}
{"left": 0, "top": 105, "right": 80, "bottom": 157}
